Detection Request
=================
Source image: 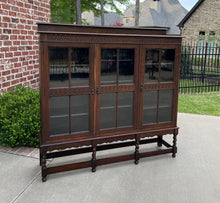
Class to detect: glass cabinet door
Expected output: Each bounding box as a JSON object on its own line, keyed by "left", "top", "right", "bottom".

{"left": 142, "top": 48, "right": 175, "bottom": 126}
{"left": 98, "top": 48, "right": 136, "bottom": 131}
{"left": 48, "top": 47, "right": 91, "bottom": 137}
{"left": 144, "top": 49, "right": 160, "bottom": 83}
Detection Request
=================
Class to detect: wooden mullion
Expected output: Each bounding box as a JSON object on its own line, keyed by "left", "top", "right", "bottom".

{"left": 68, "top": 48, "right": 71, "bottom": 134}
{"left": 90, "top": 44, "right": 95, "bottom": 136}
{"left": 69, "top": 96, "right": 71, "bottom": 134}
{"left": 139, "top": 45, "right": 145, "bottom": 129}
{"left": 158, "top": 49, "right": 162, "bottom": 83}
{"left": 95, "top": 45, "right": 101, "bottom": 134}
{"left": 116, "top": 49, "right": 119, "bottom": 128}
{"left": 117, "top": 49, "right": 119, "bottom": 85}
{"left": 156, "top": 49, "right": 162, "bottom": 123}
{"left": 116, "top": 92, "right": 118, "bottom": 128}
{"left": 68, "top": 48, "right": 71, "bottom": 87}
{"left": 156, "top": 89, "right": 159, "bottom": 123}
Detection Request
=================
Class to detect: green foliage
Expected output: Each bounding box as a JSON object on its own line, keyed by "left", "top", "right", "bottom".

{"left": 51, "top": 0, "right": 129, "bottom": 24}
{"left": 0, "top": 86, "right": 40, "bottom": 148}
{"left": 51, "top": 0, "right": 76, "bottom": 23}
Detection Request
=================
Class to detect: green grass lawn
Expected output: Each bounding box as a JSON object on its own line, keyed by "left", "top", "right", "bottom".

{"left": 178, "top": 92, "right": 220, "bottom": 116}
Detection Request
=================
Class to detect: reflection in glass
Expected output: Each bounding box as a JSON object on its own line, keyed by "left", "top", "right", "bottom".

{"left": 71, "top": 48, "right": 89, "bottom": 86}
{"left": 119, "top": 49, "right": 134, "bottom": 84}
{"left": 143, "top": 91, "right": 157, "bottom": 124}
{"left": 118, "top": 92, "right": 133, "bottom": 127}
{"left": 145, "top": 49, "right": 159, "bottom": 83}
{"left": 71, "top": 95, "right": 89, "bottom": 133}
{"left": 158, "top": 90, "right": 173, "bottom": 122}
{"left": 101, "top": 49, "right": 117, "bottom": 85}
{"left": 49, "top": 48, "right": 69, "bottom": 88}
{"left": 160, "top": 49, "right": 175, "bottom": 82}
{"left": 50, "top": 97, "right": 69, "bottom": 135}
{"left": 100, "top": 94, "right": 116, "bottom": 129}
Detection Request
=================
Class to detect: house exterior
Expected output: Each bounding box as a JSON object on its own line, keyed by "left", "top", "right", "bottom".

{"left": 178, "top": 0, "right": 220, "bottom": 46}
{"left": 123, "top": 0, "right": 188, "bottom": 34}
{"left": 82, "top": 11, "right": 123, "bottom": 26}
{"left": 0, "top": 0, "right": 50, "bottom": 94}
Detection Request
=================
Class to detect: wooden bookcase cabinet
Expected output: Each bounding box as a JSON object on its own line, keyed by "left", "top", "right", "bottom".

{"left": 38, "top": 23, "right": 182, "bottom": 181}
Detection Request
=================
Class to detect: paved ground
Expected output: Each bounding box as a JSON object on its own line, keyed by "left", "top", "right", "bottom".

{"left": 0, "top": 113, "right": 220, "bottom": 203}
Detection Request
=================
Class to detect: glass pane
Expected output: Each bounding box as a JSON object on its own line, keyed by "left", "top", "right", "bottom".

{"left": 50, "top": 97, "right": 69, "bottom": 135}
{"left": 101, "top": 49, "right": 117, "bottom": 85}
{"left": 100, "top": 94, "right": 116, "bottom": 129}
{"left": 143, "top": 91, "right": 157, "bottom": 124}
{"left": 145, "top": 49, "right": 159, "bottom": 83}
{"left": 118, "top": 92, "right": 133, "bottom": 127}
{"left": 71, "top": 95, "right": 89, "bottom": 133}
{"left": 160, "top": 49, "right": 175, "bottom": 82}
{"left": 71, "top": 48, "right": 89, "bottom": 86}
{"left": 158, "top": 90, "right": 173, "bottom": 122}
{"left": 49, "top": 47, "right": 69, "bottom": 88}
{"left": 119, "top": 49, "right": 134, "bottom": 84}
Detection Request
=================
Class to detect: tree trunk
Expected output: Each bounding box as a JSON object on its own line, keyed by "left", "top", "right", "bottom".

{"left": 135, "top": 0, "right": 140, "bottom": 27}
{"left": 76, "top": 0, "right": 82, "bottom": 24}
{"left": 101, "top": 0, "right": 104, "bottom": 26}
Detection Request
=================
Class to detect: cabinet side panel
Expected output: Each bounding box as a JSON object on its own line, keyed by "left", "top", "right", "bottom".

{"left": 40, "top": 35, "right": 50, "bottom": 145}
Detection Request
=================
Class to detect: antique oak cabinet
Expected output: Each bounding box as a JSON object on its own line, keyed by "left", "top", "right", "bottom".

{"left": 38, "top": 23, "right": 182, "bottom": 181}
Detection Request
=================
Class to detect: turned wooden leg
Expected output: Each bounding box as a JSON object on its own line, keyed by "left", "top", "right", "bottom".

{"left": 172, "top": 132, "right": 177, "bottom": 158}
{"left": 39, "top": 150, "right": 42, "bottom": 166}
{"left": 41, "top": 155, "right": 47, "bottom": 182}
{"left": 157, "top": 135, "right": 163, "bottom": 147}
{"left": 134, "top": 136, "right": 140, "bottom": 165}
{"left": 91, "top": 145, "right": 97, "bottom": 172}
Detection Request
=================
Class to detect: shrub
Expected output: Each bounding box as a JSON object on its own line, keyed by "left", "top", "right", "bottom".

{"left": 0, "top": 86, "right": 40, "bottom": 148}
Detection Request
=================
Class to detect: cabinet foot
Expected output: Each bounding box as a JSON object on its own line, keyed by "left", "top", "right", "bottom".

{"left": 42, "top": 177, "right": 47, "bottom": 182}
{"left": 135, "top": 160, "right": 139, "bottom": 165}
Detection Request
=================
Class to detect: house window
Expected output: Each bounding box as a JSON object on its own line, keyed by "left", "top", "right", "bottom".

{"left": 197, "top": 39, "right": 204, "bottom": 56}
{"left": 207, "top": 40, "right": 215, "bottom": 57}
{"left": 199, "top": 31, "right": 205, "bottom": 36}
{"left": 126, "top": 19, "right": 130, "bottom": 24}
{"left": 209, "top": 31, "right": 215, "bottom": 36}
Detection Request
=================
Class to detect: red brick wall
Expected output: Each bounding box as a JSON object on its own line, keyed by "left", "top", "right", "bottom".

{"left": 0, "top": 0, "right": 50, "bottom": 93}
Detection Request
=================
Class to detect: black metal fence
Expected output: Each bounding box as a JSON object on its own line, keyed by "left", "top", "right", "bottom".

{"left": 179, "top": 43, "right": 220, "bottom": 93}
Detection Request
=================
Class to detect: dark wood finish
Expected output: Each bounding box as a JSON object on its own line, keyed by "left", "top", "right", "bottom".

{"left": 38, "top": 23, "right": 181, "bottom": 181}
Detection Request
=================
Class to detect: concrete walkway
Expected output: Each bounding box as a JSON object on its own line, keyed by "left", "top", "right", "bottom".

{"left": 0, "top": 113, "right": 220, "bottom": 203}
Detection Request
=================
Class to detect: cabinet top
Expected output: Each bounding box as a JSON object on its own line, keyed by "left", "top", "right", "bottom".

{"left": 37, "top": 22, "right": 182, "bottom": 37}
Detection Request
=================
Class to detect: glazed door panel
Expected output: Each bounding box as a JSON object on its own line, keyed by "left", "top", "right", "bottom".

{"left": 140, "top": 46, "right": 177, "bottom": 129}
{"left": 45, "top": 45, "right": 94, "bottom": 142}
{"left": 96, "top": 46, "right": 139, "bottom": 134}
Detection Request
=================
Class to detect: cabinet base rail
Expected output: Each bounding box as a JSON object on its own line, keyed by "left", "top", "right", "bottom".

{"left": 41, "top": 133, "right": 178, "bottom": 182}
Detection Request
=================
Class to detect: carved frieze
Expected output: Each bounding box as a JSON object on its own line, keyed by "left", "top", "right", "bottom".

{"left": 42, "top": 33, "right": 180, "bottom": 45}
